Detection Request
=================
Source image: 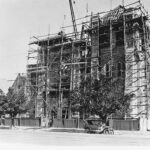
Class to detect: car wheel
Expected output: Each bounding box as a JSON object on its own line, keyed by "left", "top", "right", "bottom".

{"left": 104, "top": 129, "right": 109, "bottom": 134}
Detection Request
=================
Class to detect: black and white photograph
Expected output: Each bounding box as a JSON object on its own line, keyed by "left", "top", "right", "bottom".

{"left": 0, "top": 0, "right": 150, "bottom": 149}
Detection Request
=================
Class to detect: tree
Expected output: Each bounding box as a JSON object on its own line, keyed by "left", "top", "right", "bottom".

{"left": 0, "top": 89, "right": 7, "bottom": 115}
{"left": 70, "top": 75, "right": 134, "bottom": 122}
{"left": 0, "top": 87, "right": 28, "bottom": 127}
{"left": 5, "top": 87, "right": 27, "bottom": 118}
{"left": 90, "top": 76, "right": 133, "bottom": 121}
{"left": 70, "top": 77, "right": 92, "bottom": 119}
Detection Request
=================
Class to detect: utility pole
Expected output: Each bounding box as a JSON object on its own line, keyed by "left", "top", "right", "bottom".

{"left": 45, "top": 33, "right": 50, "bottom": 119}
{"left": 58, "top": 33, "right": 64, "bottom": 119}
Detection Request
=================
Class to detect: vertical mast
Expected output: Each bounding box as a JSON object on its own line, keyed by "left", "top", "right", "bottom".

{"left": 69, "top": 0, "right": 78, "bottom": 39}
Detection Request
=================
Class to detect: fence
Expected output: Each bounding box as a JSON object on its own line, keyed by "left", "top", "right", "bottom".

{"left": 52, "top": 119, "right": 85, "bottom": 128}
{"left": 53, "top": 119, "right": 140, "bottom": 130}
{"left": 109, "top": 119, "right": 139, "bottom": 131}
{"left": 2, "top": 118, "right": 140, "bottom": 130}
{"left": 4, "top": 118, "right": 41, "bottom": 127}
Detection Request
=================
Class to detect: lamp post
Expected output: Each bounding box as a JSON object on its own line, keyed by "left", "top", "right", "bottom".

{"left": 32, "top": 36, "right": 40, "bottom": 118}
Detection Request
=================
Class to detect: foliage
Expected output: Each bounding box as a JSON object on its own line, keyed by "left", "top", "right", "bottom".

{"left": 0, "top": 89, "right": 7, "bottom": 115}
{"left": 7, "top": 87, "right": 27, "bottom": 117}
{"left": 0, "top": 87, "right": 27, "bottom": 117}
{"left": 70, "top": 75, "right": 133, "bottom": 122}
{"left": 0, "top": 89, "right": 5, "bottom": 95}
{"left": 25, "top": 98, "right": 35, "bottom": 118}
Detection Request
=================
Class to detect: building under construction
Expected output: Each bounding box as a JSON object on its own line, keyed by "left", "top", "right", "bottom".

{"left": 26, "top": 1, "right": 150, "bottom": 121}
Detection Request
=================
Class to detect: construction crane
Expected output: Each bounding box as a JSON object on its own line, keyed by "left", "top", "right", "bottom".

{"left": 69, "top": 0, "right": 78, "bottom": 39}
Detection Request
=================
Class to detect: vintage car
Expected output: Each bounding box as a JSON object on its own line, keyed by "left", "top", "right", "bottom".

{"left": 84, "top": 119, "right": 114, "bottom": 134}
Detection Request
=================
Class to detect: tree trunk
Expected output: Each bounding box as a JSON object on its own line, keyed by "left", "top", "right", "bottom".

{"left": 11, "top": 113, "right": 14, "bottom": 128}
{"left": 68, "top": 102, "right": 71, "bottom": 119}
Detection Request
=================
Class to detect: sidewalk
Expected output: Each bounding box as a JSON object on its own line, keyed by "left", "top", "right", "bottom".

{"left": 0, "top": 125, "right": 42, "bottom": 130}
{"left": 14, "top": 126, "right": 150, "bottom": 136}
{"left": 39, "top": 128, "right": 150, "bottom": 136}
{"left": 39, "top": 127, "right": 85, "bottom": 133}
{"left": 0, "top": 125, "right": 85, "bottom": 133}
{"left": 0, "top": 125, "right": 10, "bottom": 129}
{"left": 1, "top": 125, "right": 150, "bottom": 136}
{"left": 114, "top": 130, "right": 150, "bottom": 136}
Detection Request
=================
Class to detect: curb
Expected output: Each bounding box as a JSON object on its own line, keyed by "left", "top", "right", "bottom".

{"left": 41, "top": 128, "right": 85, "bottom": 133}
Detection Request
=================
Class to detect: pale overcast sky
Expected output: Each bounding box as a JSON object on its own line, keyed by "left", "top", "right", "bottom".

{"left": 0, "top": 0, "right": 150, "bottom": 92}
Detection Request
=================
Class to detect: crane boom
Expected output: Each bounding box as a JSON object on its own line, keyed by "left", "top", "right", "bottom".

{"left": 69, "top": 0, "right": 78, "bottom": 39}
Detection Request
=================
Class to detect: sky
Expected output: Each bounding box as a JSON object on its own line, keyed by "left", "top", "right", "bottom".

{"left": 0, "top": 0, "right": 150, "bottom": 93}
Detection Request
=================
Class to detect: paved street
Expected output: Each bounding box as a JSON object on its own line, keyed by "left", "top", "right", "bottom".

{"left": 0, "top": 128, "right": 150, "bottom": 146}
